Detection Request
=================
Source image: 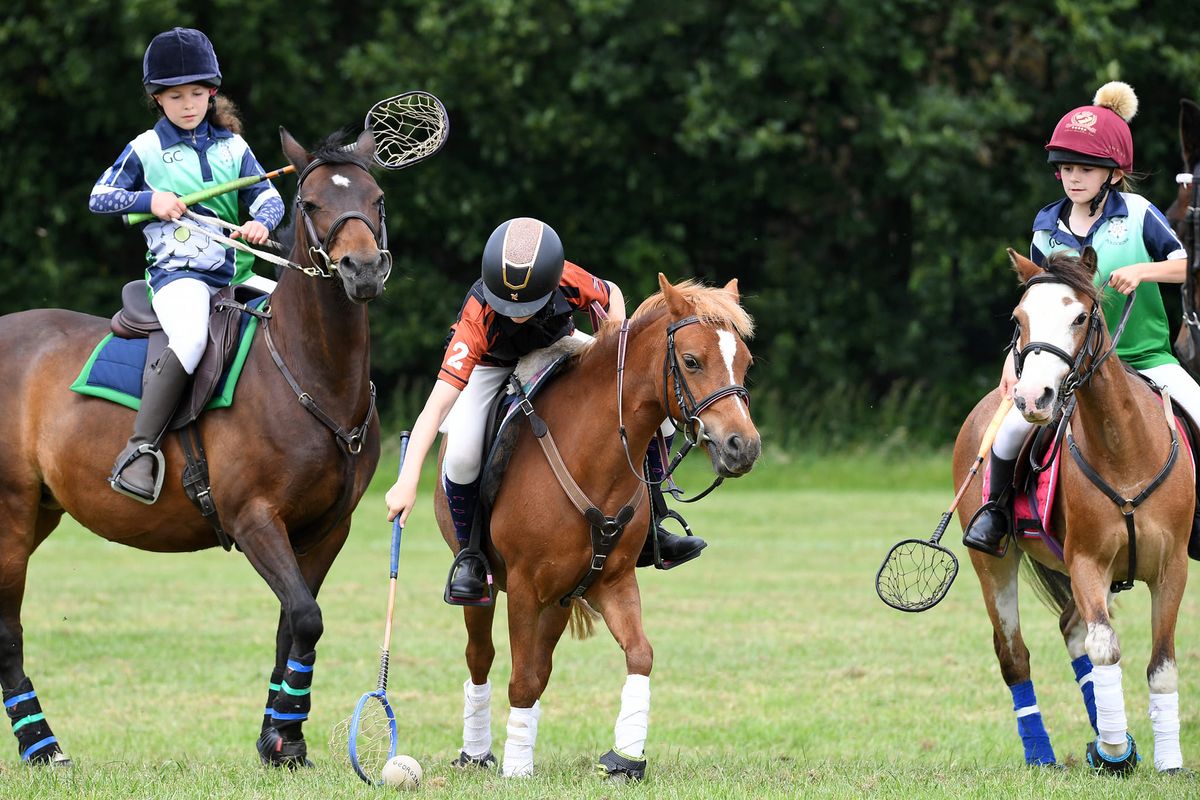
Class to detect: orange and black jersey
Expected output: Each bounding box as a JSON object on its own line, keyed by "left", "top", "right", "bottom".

{"left": 438, "top": 261, "right": 611, "bottom": 390}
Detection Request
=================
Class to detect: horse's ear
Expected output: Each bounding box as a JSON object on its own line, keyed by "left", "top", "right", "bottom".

{"left": 350, "top": 128, "right": 376, "bottom": 161}
{"left": 1007, "top": 247, "right": 1040, "bottom": 283}
{"left": 1181, "top": 99, "right": 1200, "bottom": 170}
{"left": 723, "top": 278, "right": 740, "bottom": 302}
{"left": 1079, "top": 246, "right": 1099, "bottom": 276}
{"left": 658, "top": 273, "right": 692, "bottom": 318}
{"left": 279, "top": 127, "right": 310, "bottom": 172}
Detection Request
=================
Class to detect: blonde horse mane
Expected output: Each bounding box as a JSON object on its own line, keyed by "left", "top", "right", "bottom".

{"left": 594, "top": 279, "right": 755, "bottom": 341}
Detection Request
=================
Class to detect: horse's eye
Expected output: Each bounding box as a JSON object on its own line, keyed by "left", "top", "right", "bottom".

{"left": 682, "top": 354, "right": 700, "bottom": 370}
{"left": 301, "top": 200, "right": 320, "bottom": 214}
{"left": 1073, "top": 313, "right": 1087, "bottom": 326}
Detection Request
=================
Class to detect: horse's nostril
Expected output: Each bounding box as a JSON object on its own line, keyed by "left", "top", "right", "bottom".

{"left": 726, "top": 433, "right": 742, "bottom": 457}
{"left": 1036, "top": 386, "right": 1054, "bottom": 410}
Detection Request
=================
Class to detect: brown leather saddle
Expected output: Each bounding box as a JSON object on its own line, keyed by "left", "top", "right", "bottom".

{"left": 110, "top": 280, "right": 269, "bottom": 430}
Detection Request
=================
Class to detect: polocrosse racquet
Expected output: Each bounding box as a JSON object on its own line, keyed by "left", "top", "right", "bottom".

{"left": 344, "top": 431, "right": 410, "bottom": 784}
{"left": 124, "top": 90, "right": 449, "bottom": 225}
{"left": 876, "top": 396, "right": 1014, "bottom": 612}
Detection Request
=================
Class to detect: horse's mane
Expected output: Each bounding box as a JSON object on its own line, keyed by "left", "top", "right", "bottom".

{"left": 1038, "top": 251, "right": 1100, "bottom": 303}
{"left": 595, "top": 279, "right": 755, "bottom": 340}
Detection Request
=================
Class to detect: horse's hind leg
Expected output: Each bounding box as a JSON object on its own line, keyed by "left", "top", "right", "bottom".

{"left": 969, "top": 550, "right": 1057, "bottom": 766}
{"left": 0, "top": 501, "right": 70, "bottom": 765}
{"left": 1145, "top": 557, "right": 1188, "bottom": 772}
{"left": 453, "top": 603, "right": 499, "bottom": 769}
{"left": 1059, "top": 600, "right": 1098, "bottom": 735}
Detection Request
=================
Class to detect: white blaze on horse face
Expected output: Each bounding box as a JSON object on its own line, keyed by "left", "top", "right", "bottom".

{"left": 716, "top": 329, "right": 748, "bottom": 419}
{"left": 331, "top": 174, "right": 351, "bottom": 188}
{"left": 1014, "top": 283, "right": 1085, "bottom": 418}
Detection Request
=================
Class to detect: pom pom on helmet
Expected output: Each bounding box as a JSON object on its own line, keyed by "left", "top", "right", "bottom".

{"left": 1093, "top": 81, "right": 1138, "bottom": 123}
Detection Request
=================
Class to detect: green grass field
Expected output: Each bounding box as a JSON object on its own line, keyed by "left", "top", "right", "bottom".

{"left": 3, "top": 444, "right": 1200, "bottom": 798}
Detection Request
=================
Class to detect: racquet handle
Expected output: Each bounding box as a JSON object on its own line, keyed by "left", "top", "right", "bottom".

{"left": 123, "top": 165, "right": 296, "bottom": 226}
{"left": 943, "top": 396, "right": 1014, "bottom": 517}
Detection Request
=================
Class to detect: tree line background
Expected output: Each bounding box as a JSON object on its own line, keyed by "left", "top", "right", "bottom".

{"left": 3, "top": 0, "right": 1198, "bottom": 450}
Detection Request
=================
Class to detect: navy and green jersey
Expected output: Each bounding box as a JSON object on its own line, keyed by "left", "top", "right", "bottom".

{"left": 1031, "top": 192, "right": 1186, "bottom": 370}
{"left": 89, "top": 117, "right": 284, "bottom": 292}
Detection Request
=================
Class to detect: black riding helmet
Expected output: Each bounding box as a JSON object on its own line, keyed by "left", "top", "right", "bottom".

{"left": 480, "top": 218, "right": 565, "bottom": 317}
{"left": 142, "top": 27, "right": 222, "bottom": 94}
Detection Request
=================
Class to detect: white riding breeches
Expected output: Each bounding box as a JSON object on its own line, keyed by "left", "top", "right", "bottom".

{"left": 993, "top": 362, "right": 1200, "bottom": 460}
{"left": 150, "top": 277, "right": 218, "bottom": 375}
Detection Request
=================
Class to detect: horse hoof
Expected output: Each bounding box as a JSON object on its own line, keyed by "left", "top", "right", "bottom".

{"left": 26, "top": 749, "right": 72, "bottom": 768}
{"left": 1085, "top": 735, "right": 1139, "bottom": 775}
{"left": 1162, "top": 767, "right": 1195, "bottom": 778}
{"left": 596, "top": 748, "right": 646, "bottom": 782}
{"left": 256, "top": 728, "right": 313, "bottom": 769}
{"left": 451, "top": 750, "right": 497, "bottom": 769}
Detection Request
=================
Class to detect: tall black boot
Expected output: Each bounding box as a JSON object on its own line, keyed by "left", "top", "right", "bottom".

{"left": 638, "top": 436, "right": 706, "bottom": 569}
{"left": 109, "top": 348, "right": 189, "bottom": 504}
{"left": 962, "top": 451, "right": 1017, "bottom": 557}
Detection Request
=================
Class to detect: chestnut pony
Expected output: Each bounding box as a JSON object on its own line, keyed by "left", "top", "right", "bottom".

{"left": 955, "top": 248, "right": 1193, "bottom": 773}
{"left": 0, "top": 129, "right": 387, "bottom": 767}
{"left": 434, "top": 274, "right": 760, "bottom": 780}
{"left": 1169, "top": 98, "right": 1200, "bottom": 372}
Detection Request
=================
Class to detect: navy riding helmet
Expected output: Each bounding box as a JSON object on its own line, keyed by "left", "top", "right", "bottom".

{"left": 142, "top": 27, "right": 222, "bottom": 94}
{"left": 480, "top": 218, "right": 566, "bottom": 318}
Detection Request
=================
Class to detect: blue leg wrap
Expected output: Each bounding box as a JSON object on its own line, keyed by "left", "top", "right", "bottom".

{"left": 1071, "top": 654, "right": 1098, "bottom": 734}
{"left": 1011, "top": 680, "right": 1056, "bottom": 766}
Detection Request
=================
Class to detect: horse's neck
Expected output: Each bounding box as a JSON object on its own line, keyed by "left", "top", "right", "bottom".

{"left": 549, "top": 321, "right": 668, "bottom": 471}
{"left": 1073, "top": 357, "right": 1165, "bottom": 466}
{"left": 266, "top": 268, "right": 372, "bottom": 401}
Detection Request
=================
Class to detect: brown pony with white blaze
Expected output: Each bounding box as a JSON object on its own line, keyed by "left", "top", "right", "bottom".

{"left": 955, "top": 247, "right": 1193, "bottom": 773}
{"left": 0, "top": 128, "right": 387, "bottom": 767}
{"left": 1169, "top": 98, "right": 1200, "bottom": 372}
{"left": 434, "top": 274, "right": 760, "bottom": 780}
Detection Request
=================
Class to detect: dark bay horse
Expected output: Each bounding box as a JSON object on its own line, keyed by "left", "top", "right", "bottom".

{"left": 1170, "top": 98, "right": 1200, "bottom": 372}
{"left": 0, "top": 128, "right": 388, "bottom": 766}
{"left": 955, "top": 248, "right": 1193, "bottom": 773}
{"left": 434, "top": 275, "right": 759, "bottom": 779}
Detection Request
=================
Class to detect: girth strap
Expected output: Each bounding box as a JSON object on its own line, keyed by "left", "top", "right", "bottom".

{"left": 1067, "top": 422, "right": 1179, "bottom": 593}
{"left": 179, "top": 423, "right": 234, "bottom": 552}
{"left": 509, "top": 378, "right": 644, "bottom": 606}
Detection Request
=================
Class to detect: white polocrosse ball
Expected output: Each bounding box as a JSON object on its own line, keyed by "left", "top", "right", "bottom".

{"left": 381, "top": 754, "right": 422, "bottom": 790}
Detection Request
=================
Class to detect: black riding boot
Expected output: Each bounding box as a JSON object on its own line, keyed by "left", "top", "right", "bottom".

{"left": 443, "top": 476, "right": 491, "bottom": 606}
{"left": 109, "top": 348, "right": 189, "bottom": 504}
{"left": 962, "top": 451, "right": 1017, "bottom": 557}
{"left": 637, "top": 437, "right": 707, "bottom": 569}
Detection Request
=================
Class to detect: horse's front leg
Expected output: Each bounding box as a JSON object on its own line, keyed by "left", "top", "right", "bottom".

{"left": 453, "top": 603, "right": 499, "bottom": 770}
{"left": 236, "top": 504, "right": 334, "bottom": 768}
{"left": 968, "top": 549, "right": 1057, "bottom": 766}
{"left": 500, "top": 577, "right": 550, "bottom": 777}
{"left": 592, "top": 573, "right": 653, "bottom": 782}
{"left": 1146, "top": 552, "right": 1188, "bottom": 772}
{"left": 1071, "top": 558, "right": 1139, "bottom": 773}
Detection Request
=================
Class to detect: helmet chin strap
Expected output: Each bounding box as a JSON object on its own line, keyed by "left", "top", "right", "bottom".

{"left": 1089, "top": 168, "right": 1117, "bottom": 217}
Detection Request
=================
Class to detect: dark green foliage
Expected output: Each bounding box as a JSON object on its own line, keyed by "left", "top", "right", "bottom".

{"left": 4, "top": 1, "right": 1199, "bottom": 445}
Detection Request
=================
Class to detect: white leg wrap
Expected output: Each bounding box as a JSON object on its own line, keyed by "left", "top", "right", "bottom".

{"left": 461, "top": 680, "right": 492, "bottom": 758}
{"left": 501, "top": 702, "right": 541, "bottom": 777}
{"left": 1092, "top": 663, "right": 1129, "bottom": 748}
{"left": 1149, "top": 691, "right": 1183, "bottom": 771}
{"left": 613, "top": 674, "right": 651, "bottom": 758}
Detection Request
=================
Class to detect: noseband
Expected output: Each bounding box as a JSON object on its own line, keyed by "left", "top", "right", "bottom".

{"left": 293, "top": 158, "right": 392, "bottom": 279}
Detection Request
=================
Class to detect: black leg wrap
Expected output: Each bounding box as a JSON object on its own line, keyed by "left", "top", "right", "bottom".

{"left": 451, "top": 750, "right": 497, "bottom": 769}
{"left": 261, "top": 666, "right": 284, "bottom": 735}
{"left": 596, "top": 748, "right": 646, "bottom": 782}
{"left": 1085, "top": 734, "right": 1140, "bottom": 775}
{"left": 4, "top": 677, "right": 68, "bottom": 765}
{"left": 258, "top": 652, "right": 315, "bottom": 768}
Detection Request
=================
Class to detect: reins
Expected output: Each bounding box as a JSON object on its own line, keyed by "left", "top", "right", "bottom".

{"left": 1181, "top": 167, "right": 1200, "bottom": 357}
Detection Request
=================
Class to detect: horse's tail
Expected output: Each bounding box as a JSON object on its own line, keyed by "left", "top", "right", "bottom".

{"left": 1021, "top": 554, "right": 1074, "bottom": 615}
{"left": 567, "top": 598, "right": 601, "bottom": 640}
